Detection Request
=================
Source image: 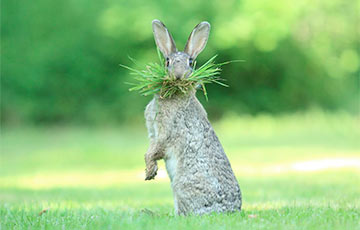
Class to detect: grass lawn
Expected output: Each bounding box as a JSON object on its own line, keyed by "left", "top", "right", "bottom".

{"left": 1, "top": 112, "right": 360, "bottom": 229}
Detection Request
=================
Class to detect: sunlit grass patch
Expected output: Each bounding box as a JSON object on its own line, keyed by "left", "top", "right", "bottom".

{"left": 1, "top": 170, "right": 359, "bottom": 230}
{"left": 1, "top": 112, "right": 359, "bottom": 229}
{"left": 1, "top": 157, "right": 360, "bottom": 190}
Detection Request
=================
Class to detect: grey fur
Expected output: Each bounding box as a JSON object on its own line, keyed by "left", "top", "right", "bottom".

{"left": 145, "top": 20, "right": 242, "bottom": 215}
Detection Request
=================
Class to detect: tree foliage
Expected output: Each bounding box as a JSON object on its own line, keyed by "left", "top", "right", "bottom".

{"left": 1, "top": 0, "right": 358, "bottom": 124}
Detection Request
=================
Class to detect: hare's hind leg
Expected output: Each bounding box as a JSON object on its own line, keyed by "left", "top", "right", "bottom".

{"left": 173, "top": 192, "right": 190, "bottom": 215}
{"left": 173, "top": 192, "right": 212, "bottom": 215}
{"left": 173, "top": 183, "right": 212, "bottom": 215}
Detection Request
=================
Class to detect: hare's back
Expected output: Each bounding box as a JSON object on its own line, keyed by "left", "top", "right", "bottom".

{"left": 174, "top": 141, "right": 242, "bottom": 214}
{"left": 177, "top": 106, "right": 241, "bottom": 208}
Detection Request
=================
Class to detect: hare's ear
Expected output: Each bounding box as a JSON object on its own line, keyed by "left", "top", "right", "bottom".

{"left": 184, "top": 22, "right": 210, "bottom": 59}
{"left": 152, "top": 19, "right": 177, "bottom": 57}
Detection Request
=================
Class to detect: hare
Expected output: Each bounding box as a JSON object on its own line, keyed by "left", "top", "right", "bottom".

{"left": 144, "top": 19, "right": 242, "bottom": 215}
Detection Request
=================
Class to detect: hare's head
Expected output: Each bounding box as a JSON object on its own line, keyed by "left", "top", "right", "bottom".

{"left": 152, "top": 20, "right": 210, "bottom": 79}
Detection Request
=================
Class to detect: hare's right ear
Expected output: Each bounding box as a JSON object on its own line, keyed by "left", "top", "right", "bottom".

{"left": 152, "top": 19, "right": 177, "bottom": 57}
{"left": 184, "top": 22, "right": 210, "bottom": 59}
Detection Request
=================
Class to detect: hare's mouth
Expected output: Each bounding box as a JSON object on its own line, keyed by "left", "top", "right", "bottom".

{"left": 172, "top": 72, "right": 189, "bottom": 80}
{"left": 173, "top": 70, "right": 192, "bottom": 80}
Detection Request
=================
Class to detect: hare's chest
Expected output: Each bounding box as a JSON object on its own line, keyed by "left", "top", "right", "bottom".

{"left": 164, "top": 147, "right": 177, "bottom": 182}
{"left": 145, "top": 99, "right": 160, "bottom": 139}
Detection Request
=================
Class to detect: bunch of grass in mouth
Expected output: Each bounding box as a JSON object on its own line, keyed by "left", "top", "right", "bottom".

{"left": 120, "top": 49, "right": 236, "bottom": 101}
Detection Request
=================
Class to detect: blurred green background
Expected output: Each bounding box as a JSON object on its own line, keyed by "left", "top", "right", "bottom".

{"left": 2, "top": 0, "right": 359, "bottom": 125}
{"left": 1, "top": 1, "right": 360, "bottom": 228}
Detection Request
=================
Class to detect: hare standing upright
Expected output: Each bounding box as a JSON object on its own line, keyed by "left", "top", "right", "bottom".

{"left": 144, "top": 19, "right": 242, "bottom": 215}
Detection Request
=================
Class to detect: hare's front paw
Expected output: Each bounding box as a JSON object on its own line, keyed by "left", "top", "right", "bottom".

{"left": 145, "top": 163, "right": 158, "bottom": 180}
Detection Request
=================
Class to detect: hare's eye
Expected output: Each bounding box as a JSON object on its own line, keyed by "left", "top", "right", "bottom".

{"left": 165, "top": 58, "right": 170, "bottom": 67}
{"left": 189, "top": 58, "right": 193, "bottom": 67}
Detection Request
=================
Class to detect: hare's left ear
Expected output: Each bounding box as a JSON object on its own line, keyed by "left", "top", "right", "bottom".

{"left": 184, "top": 22, "right": 210, "bottom": 59}
{"left": 152, "top": 19, "right": 177, "bottom": 57}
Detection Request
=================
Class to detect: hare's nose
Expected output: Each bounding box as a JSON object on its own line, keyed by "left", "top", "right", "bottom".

{"left": 173, "top": 67, "right": 185, "bottom": 79}
{"left": 175, "top": 73, "right": 183, "bottom": 79}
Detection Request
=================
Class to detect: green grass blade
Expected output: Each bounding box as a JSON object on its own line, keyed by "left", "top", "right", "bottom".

{"left": 122, "top": 52, "right": 238, "bottom": 99}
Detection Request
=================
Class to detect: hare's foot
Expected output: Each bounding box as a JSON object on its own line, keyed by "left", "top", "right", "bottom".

{"left": 145, "top": 162, "right": 158, "bottom": 180}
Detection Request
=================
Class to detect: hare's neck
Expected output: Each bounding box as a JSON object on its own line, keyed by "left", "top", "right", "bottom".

{"left": 154, "top": 91, "right": 196, "bottom": 106}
